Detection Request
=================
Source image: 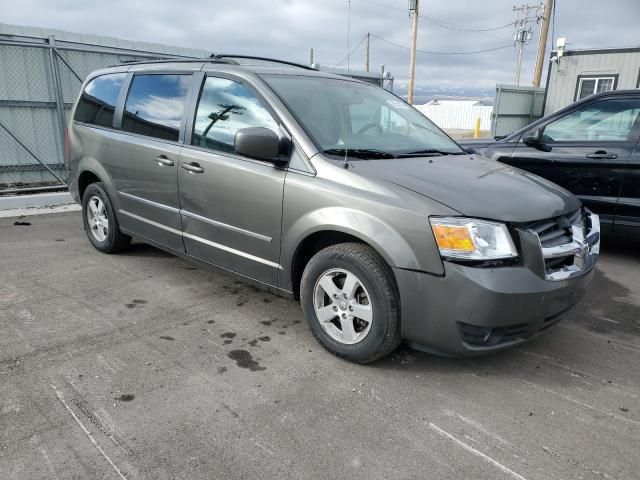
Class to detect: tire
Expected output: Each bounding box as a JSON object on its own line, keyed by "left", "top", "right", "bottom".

{"left": 300, "top": 242, "right": 401, "bottom": 363}
{"left": 81, "top": 182, "right": 131, "bottom": 253}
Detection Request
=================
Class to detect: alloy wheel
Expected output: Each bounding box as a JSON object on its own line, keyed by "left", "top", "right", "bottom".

{"left": 313, "top": 268, "right": 373, "bottom": 345}
{"left": 86, "top": 195, "right": 109, "bottom": 242}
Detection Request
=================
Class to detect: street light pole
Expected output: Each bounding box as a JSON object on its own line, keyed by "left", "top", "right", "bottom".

{"left": 364, "top": 32, "right": 370, "bottom": 72}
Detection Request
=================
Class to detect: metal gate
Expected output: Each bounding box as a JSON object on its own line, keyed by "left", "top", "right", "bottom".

{"left": 491, "top": 84, "right": 545, "bottom": 138}
{"left": 0, "top": 25, "right": 208, "bottom": 193}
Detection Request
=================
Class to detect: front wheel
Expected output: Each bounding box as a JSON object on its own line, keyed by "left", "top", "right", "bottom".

{"left": 300, "top": 242, "right": 401, "bottom": 363}
{"left": 82, "top": 182, "right": 131, "bottom": 253}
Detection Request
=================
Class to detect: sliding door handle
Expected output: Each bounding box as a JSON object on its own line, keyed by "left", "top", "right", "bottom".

{"left": 182, "top": 162, "right": 204, "bottom": 174}
{"left": 155, "top": 155, "right": 174, "bottom": 166}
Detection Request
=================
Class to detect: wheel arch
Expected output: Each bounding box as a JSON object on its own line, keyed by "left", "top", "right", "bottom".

{"left": 75, "top": 157, "right": 120, "bottom": 211}
{"left": 283, "top": 208, "right": 419, "bottom": 299}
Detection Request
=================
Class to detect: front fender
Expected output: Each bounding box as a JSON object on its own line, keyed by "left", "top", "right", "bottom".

{"left": 280, "top": 205, "right": 445, "bottom": 292}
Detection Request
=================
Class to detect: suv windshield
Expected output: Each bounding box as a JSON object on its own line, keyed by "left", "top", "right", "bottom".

{"left": 262, "top": 74, "right": 464, "bottom": 158}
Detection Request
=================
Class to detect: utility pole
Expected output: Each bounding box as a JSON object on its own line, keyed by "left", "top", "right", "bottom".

{"left": 364, "top": 32, "right": 370, "bottom": 72}
{"left": 408, "top": 0, "right": 420, "bottom": 104}
{"left": 512, "top": 3, "right": 536, "bottom": 86}
{"left": 532, "top": 0, "right": 553, "bottom": 87}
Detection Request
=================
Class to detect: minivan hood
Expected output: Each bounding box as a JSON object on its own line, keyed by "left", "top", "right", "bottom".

{"left": 349, "top": 154, "right": 580, "bottom": 222}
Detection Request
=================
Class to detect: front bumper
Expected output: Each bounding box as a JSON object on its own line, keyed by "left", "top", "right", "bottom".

{"left": 396, "top": 210, "right": 599, "bottom": 356}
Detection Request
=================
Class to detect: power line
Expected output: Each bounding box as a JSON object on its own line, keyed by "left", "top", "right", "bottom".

{"left": 371, "top": 34, "right": 514, "bottom": 55}
{"left": 335, "top": 34, "right": 367, "bottom": 65}
{"left": 359, "top": 0, "right": 517, "bottom": 32}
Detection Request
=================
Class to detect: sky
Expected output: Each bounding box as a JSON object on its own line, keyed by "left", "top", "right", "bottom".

{"left": 2, "top": 0, "right": 639, "bottom": 102}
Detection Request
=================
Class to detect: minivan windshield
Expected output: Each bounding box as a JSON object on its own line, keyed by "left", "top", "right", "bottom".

{"left": 262, "top": 74, "right": 464, "bottom": 158}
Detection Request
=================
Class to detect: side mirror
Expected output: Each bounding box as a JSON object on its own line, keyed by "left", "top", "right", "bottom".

{"left": 523, "top": 128, "right": 542, "bottom": 146}
{"left": 234, "top": 127, "right": 288, "bottom": 164}
{"left": 522, "top": 128, "right": 551, "bottom": 152}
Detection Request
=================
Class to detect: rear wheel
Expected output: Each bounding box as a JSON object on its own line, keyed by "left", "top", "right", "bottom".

{"left": 300, "top": 242, "right": 401, "bottom": 363}
{"left": 82, "top": 182, "right": 131, "bottom": 253}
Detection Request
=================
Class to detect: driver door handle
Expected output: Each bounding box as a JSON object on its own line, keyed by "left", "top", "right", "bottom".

{"left": 181, "top": 162, "right": 204, "bottom": 174}
{"left": 586, "top": 150, "right": 617, "bottom": 160}
{"left": 155, "top": 155, "right": 174, "bottom": 167}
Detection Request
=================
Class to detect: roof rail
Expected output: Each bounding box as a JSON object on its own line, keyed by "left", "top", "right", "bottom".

{"left": 211, "top": 54, "right": 315, "bottom": 71}
{"left": 116, "top": 55, "right": 314, "bottom": 71}
{"left": 117, "top": 57, "right": 239, "bottom": 67}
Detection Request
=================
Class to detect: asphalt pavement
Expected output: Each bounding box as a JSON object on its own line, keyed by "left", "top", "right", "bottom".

{"left": 1, "top": 212, "right": 639, "bottom": 479}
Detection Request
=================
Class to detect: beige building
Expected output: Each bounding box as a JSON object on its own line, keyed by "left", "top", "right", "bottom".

{"left": 544, "top": 46, "right": 640, "bottom": 114}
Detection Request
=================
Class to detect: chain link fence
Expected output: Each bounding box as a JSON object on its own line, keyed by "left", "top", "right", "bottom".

{"left": 0, "top": 27, "right": 207, "bottom": 193}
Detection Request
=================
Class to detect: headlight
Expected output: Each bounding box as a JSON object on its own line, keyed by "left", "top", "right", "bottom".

{"left": 429, "top": 217, "right": 517, "bottom": 260}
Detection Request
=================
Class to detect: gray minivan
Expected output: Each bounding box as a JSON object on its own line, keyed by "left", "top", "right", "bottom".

{"left": 67, "top": 56, "right": 600, "bottom": 363}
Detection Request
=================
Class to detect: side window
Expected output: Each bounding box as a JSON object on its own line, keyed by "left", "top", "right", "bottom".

{"left": 542, "top": 99, "right": 640, "bottom": 142}
{"left": 193, "top": 77, "right": 278, "bottom": 154}
{"left": 122, "top": 74, "right": 191, "bottom": 142}
{"left": 74, "top": 73, "right": 126, "bottom": 127}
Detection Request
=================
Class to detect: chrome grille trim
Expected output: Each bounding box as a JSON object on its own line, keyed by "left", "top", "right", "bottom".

{"left": 526, "top": 209, "right": 600, "bottom": 281}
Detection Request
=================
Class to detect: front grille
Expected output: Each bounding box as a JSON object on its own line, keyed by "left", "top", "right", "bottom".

{"left": 459, "top": 321, "right": 529, "bottom": 347}
{"left": 526, "top": 209, "right": 582, "bottom": 248}
{"left": 523, "top": 209, "right": 585, "bottom": 274}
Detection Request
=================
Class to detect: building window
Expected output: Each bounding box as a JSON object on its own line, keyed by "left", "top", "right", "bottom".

{"left": 576, "top": 75, "right": 617, "bottom": 101}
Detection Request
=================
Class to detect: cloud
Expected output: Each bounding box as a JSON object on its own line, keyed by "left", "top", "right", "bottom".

{"left": 3, "top": 0, "right": 639, "bottom": 99}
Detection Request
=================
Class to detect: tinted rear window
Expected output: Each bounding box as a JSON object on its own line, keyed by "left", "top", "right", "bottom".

{"left": 74, "top": 73, "right": 125, "bottom": 127}
{"left": 122, "top": 74, "right": 191, "bottom": 142}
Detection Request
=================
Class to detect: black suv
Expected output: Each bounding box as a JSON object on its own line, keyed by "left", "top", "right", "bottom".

{"left": 461, "top": 90, "right": 640, "bottom": 240}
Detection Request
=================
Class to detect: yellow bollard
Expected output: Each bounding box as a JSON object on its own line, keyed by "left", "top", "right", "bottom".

{"left": 473, "top": 117, "right": 481, "bottom": 138}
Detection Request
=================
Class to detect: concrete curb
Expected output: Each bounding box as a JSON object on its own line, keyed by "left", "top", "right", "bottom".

{"left": 0, "top": 203, "right": 81, "bottom": 219}
{"left": 0, "top": 192, "right": 80, "bottom": 218}
{"left": 0, "top": 191, "right": 75, "bottom": 210}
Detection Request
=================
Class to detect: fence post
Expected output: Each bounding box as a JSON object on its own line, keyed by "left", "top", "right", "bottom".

{"left": 47, "top": 35, "right": 68, "bottom": 183}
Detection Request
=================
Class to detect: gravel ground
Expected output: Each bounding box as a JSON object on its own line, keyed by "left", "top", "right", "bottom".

{"left": 1, "top": 212, "right": 639, "bottom": 480}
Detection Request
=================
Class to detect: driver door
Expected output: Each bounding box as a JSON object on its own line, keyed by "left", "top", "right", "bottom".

{"left": 177, "top": 75, "right": 287, "bottom": 286}
{"left": 504, "top": 97, "right": 640, "bottom": 231}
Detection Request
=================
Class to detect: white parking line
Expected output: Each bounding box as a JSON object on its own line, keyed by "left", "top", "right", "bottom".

{"left": 50, "top": 385, "right": 128, "bottom": 480}
{"left": 598, "top": 316, "right": 620, "bottom": 324}
{"left": 429, "top": 423, "right": 528, "bottom": 480}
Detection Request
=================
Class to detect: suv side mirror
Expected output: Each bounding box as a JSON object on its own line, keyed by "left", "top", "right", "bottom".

{"left": 234, "top": 127, "right": 289, "bottom": 164}
{"left": 523, "top": 128, "right": 542, "bottom": 146}
{"left": 522, "top": 128, "right": 551, "bottom": 152}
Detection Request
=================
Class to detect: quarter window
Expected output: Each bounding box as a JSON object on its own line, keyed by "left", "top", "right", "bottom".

{"left": 74, "top": 73, "right": 126, "bottom": 127}
{"left": 576, "top": 76, "right": 616, "bottom": 100}
{"left": 542, "top": 99, "right": 640, "bottom": 142}
{"left": 122, "top": 74, "right": 191, "bottom": 142}
{"left": 192, "top": 77, "right": 278, "bottom": 154}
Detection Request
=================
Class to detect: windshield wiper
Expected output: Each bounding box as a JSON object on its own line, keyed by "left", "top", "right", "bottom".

{"left": 398, "top": 149, "right": 465, "bottom": 157}
{"left": 323, "top": 148, "right": 397, "bottom": 159}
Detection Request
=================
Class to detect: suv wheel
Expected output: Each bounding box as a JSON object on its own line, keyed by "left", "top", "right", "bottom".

{"left": 300, "top": 242, "right": 401, "bottom": 363}
{"left": 82, "top": 182, "right": 131, "bottom": 253}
